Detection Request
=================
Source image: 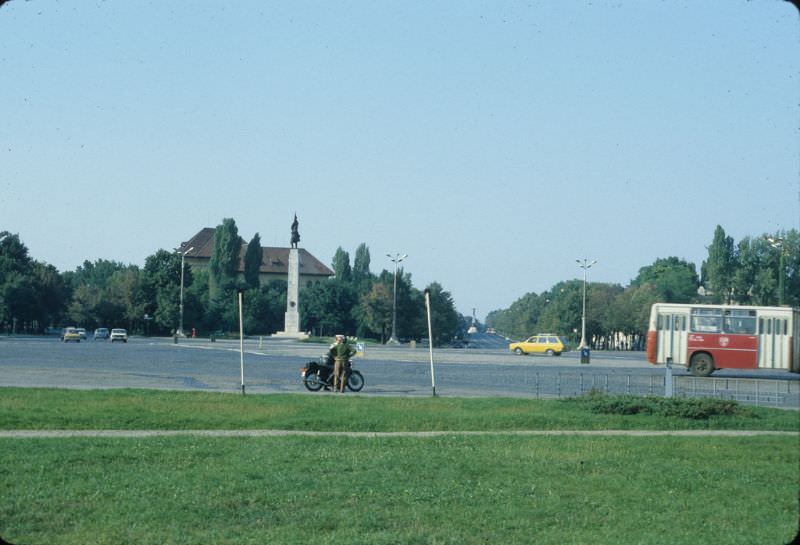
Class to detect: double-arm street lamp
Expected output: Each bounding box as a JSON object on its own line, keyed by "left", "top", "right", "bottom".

{"left": 386, "top": 253, "right": 407, "bottom": 344}
{"left": 175, "top": 246, "right": 194, "bottom": 337}
{"left": 576, "top": 258, "right": 597, "bottom": 350}
{"left": 765, "top": 236, "right": 786, "bottom": 306}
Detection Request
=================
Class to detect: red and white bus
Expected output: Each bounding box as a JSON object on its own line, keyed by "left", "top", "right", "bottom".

{"left": 647, "top": 303, "right": 799, "bottom": 376}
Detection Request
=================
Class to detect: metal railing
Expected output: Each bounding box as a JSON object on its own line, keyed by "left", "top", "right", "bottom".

{"left": 498, "top": 371, "right": 800, "bottom": 409}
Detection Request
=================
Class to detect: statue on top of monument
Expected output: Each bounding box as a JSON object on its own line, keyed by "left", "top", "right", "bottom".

{"left": 290, "top": 213, "right": 300, "bottom": 248}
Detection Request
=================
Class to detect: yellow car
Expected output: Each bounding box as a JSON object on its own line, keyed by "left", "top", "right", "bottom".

{"left": 509, "top": 334, "right": 568, "bottom": 356}
{"left": 62, "top": 327, "right": 81, "bottom": 342}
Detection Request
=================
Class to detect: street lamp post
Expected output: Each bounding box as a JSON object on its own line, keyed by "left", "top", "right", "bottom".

{"left": 576, "top": 258, "right": 597, "bottom": 350}
{"left": 765, "top": 236, "right": 785, "bottom": 306}
{"left": 176, "top": 246, "right": 194, "bottom": 337}
{"left": 386, "top": 253, "right": 407, "bottom": 344}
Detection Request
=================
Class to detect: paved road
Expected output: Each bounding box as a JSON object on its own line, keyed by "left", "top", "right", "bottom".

{"left": 1, "top": 334, "right": 797, "bottom": 398}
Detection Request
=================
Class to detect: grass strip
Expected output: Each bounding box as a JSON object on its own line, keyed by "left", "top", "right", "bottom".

{"left": 1, "top": 387, "right": 798, "bottom": 432}
{"left": 2, "top": 435, "right": 797, "bottom": 545}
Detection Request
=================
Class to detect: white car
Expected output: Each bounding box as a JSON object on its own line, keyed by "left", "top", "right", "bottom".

{"left": 110, "top": 328, "right": 128, "bottom": 343}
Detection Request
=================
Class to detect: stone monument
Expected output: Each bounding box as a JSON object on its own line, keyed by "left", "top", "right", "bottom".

{"left": 274, "top": 214, "right": 308, "bottom": 339}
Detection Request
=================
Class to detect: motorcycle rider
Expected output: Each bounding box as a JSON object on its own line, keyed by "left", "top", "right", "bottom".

{"left": 331, "top": 334, "right": 355, "bottom": 393}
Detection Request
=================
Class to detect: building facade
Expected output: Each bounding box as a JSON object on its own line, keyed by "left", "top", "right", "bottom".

{"left": 180, "top": 228, "right": 333, "bottom": 288}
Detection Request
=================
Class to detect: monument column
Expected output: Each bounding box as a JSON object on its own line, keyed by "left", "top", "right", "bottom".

{"left": 283, "top": 246, "right": 301, "bottom": 334}
{"left": 274, "top": 213, "right": 308, "bottom": 339}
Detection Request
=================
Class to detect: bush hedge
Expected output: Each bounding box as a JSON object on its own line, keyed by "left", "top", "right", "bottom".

{"left": 568, "top": 390, "right": 756, "bottom": 420}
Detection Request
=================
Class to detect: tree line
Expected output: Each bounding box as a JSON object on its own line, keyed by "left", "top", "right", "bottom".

{"left": 486, "top": 226, "right": 799, "bottom": 349}
{"left": 0, "top": 219, "right": 466, "bottom": 345}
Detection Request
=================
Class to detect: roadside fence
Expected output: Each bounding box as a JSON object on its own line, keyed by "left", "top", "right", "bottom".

{"left": 507, "top": 371, "right": 800, "bottom": 409}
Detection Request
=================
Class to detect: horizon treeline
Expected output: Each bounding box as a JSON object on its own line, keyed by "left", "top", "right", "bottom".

{"left": 486, "top": 226, "right": 799, "bottom": 348}
{"left": 0, "top": 219, "right": 465, "bottom": 345}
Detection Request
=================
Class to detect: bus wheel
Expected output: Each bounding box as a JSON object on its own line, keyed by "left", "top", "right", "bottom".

{"left": 690, "top": 353, "right": 715, "bottom": 377}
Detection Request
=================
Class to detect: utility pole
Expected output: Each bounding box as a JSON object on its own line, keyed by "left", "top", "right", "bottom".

{"left": 386, "top": 253, "right": 407, "bottom": 344}
{"left": 576, "top": 258, "right": 597, "bottom": 350}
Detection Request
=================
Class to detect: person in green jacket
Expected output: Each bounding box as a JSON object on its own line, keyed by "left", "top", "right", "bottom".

{"left": 331, "top": 334, "right": 355, "bottom": 393}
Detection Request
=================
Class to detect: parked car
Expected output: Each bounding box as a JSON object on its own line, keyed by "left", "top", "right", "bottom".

{"left": 94, "top": 328, "right": 109, "bottom": 340}
{"left": 509, "top": 334, "right": 569, "bottom": 356}
{"left": 110, "top": 328, "right": 128, "bottom": 343}
{"left": 76, "top": 328, "right": 88, "bottom": 340}
{"left": 62, "top": 327, "right": 81, "bottom": 343}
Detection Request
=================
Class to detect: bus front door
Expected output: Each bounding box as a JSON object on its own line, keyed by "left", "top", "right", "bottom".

{"left": 657, "top": 313, "right": 688, "bottom": 365}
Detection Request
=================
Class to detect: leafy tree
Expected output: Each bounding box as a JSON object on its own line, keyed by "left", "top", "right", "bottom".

{"left": 586, "top": 283, "right": 625, "bottom": 348}
{"left": 206, "top": 219, "right": 242, "bottom": 331}
{"left": 375, "top": 269, "right": 424, "bottom": 341}
{"left": 0, "top": 234, "right": 68, "bottom": 330}
{"left": 780, "top": 229, "right": 800, "bottom": 307}
{"left": 66, "top": 283, "right": 97, "bottom": 327}
{"left": 242, "top": 280, "right": 287, "bottom": 335}
{"left": 301, "top": 279, "right": 357, "bottom": 336}
{"left": 67, "top": 259, "right": 128, "bottom": 291}
{"left": 352, "top": 243, "right": 373, "bottom": 293}
{"left": 609, "top": 283, "right": 659, "bottom": 336}
{"left": 206, "top": 288, "right": 242, "bottom": 333}
{"left": 746, "top": 229, "right": 800, "bottom": 307}
{"left": 31, "top": 262, "right": 68, "bottom": 327}
{"left": 0, "top": 272, "right": 37, "bottom": 328}
{"left": 703, "top": 225, "right": 736, "bottom": 303}
{"left": 208, "top": 218, "right": 241, "bottom": 295}
{"left": 537, "top": 280, "right": 583, "bottom": 343}
{"left": 631, "top": 257, "right": 699, "bottom": 303}
{"left": 106, "top": 268, "right": 145, "bottom": 330}
{"left": 358, "top": 282, "right": 393, "bottom": 342}
{"left": 244, "top": 233, "right": 263, "bottom": 289}
{"left": 497, "top": 291, "right": 547, "bottom": 340}
{"left": 142, "top": 250, "right": 186, "bottom": 334}
{"left": 731, "top": 236, "right": 774, "bottom": 305}
{"left": 423, "top": 282, "right": 460, "bottom": 346}
{"left": 62, "top": 260, "right": 142, "bottom": 331}
{"left": 183, "top": 268, "right": 210, "bottom": 333}
{"left": 0, "top": 232, "right": 32, "bottom": 277}
{"left": 331, "top": 247, "right": 352, "bottom": 283}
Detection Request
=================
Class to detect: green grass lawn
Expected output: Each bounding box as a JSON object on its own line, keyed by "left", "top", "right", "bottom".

{"left": 0, "top": 388, "right": 798, "bottom": 545}
{"left": 1, "top": 387, "right": 798, "bottom": 432}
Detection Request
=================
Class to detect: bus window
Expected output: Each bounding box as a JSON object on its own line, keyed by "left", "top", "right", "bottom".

{"left": 690, "top": 308, "right": 721, "bottom": 333}
{"left": 723, "top": 310, "right": 756, "bottom": 335}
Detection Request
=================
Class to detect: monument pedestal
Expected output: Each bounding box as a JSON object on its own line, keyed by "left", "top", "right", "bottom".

{"left": 273, "top": 247, "right": 309, "bottom": 339}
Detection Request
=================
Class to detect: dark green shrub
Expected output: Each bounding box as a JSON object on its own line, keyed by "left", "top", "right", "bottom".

{"left": 567, "top": 392, "right": 754, "bottom": 420}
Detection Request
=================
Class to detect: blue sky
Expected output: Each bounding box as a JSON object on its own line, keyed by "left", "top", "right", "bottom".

{"left": 1, "top": 1, "right": 798, "bottom": 318}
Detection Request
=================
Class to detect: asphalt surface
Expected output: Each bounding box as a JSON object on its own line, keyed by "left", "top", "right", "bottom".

{"left": 1, "top": 333, "right": 798, "bottom": 400}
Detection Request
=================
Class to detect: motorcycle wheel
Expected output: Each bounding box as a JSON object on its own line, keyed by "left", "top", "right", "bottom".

{"left": 303, "top": 372, "right": 324, "bottom": 392}
{"left": 347, "top": 370, "right": 365, "bottom": 392}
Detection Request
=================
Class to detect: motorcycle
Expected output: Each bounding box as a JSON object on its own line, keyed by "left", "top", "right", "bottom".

{"left": 301, "top": 355, "right": 365, "bottom": 392}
